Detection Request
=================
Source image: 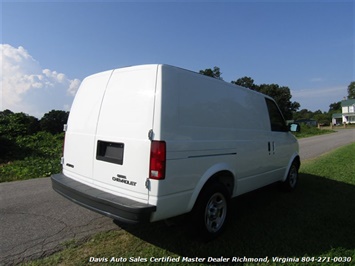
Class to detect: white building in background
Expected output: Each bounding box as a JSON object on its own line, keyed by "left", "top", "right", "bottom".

{"left": 332, "top": 99, "right": 355, "bottom": 125}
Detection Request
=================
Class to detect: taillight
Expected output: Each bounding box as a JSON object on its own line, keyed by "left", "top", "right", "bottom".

{"left": 149, "top": 141, "right": 166, "bottom": 180}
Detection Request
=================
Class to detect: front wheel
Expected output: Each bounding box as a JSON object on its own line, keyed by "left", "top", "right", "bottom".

{"left": 192, "top": 182, "right": 230, "bottom": 240}
{"left": 282, "top": 161, "right": 299, "bottom": 192}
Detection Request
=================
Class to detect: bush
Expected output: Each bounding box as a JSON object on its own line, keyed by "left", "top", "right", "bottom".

{"left": 0, "top": 110, "right": 67, "bottom": 182}
{"left": 0, "top": 132, "right": 64, "bottom": 182}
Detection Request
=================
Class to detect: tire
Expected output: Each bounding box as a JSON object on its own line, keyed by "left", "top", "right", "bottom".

{"left": 282, "top": 161, "right": 299, "bottom": 192}
{"left": 192, "top": 182, "right": 230, "bottom": 241}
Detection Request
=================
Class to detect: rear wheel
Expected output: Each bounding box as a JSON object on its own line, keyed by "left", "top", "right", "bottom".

{"left": 192, "top": 182, "right": 229, "bottom": 240}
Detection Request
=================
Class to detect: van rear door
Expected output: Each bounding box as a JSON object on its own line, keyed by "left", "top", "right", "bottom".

{"left": 92, "top": 65, "right": 159, "bottom": 203}
{"left": 62, "top": 70, "right": 113, "bottom": 183}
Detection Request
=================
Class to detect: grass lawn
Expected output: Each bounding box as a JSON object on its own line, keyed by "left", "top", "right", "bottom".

{"left": 23, "top": 143, "right": 355, "bottom": 266}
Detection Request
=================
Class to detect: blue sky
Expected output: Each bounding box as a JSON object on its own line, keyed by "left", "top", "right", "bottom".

{"left": 1, "top": 0, "right": 354, "bottom": 117}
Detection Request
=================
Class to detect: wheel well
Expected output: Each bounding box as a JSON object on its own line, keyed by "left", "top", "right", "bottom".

{"left": 294, "top": 156, "right": 301, "bottom": 169}
{"left": 204, "top": 171, "right": 234, "bottom": 197}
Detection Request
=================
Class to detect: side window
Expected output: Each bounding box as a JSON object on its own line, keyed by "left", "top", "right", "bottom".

{"left": 265, "top": 98, "right": 287, "bottom": 132}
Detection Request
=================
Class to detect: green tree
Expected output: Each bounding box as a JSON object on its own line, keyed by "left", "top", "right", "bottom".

{"left": 0, "top": 110, "right": 40, "bottom": 160}
{"left": 293, "top": 109, "right": 313, "bottom": 121}
{"left": 40, "top": 110, "right": 69, "bottom": 134}
{"left": 293, "top": 109, "right": 332, "bottom": 125}
{"left": 347, "top": 82, "right": 355, "bottom": 99}
{"left": 313, "top": 110, "right": 331, "bottom": 125}
{"left": 199, "top": 66, "right": 223, "bottom": 80}
{"left": 231, "top": 76, "right": 257, "bottom": 90}
{"left": 329, "top": 102, "right": 341, "bottom": 113}
{"left": 0, "top": 110, "right": 39, "bottom": 138}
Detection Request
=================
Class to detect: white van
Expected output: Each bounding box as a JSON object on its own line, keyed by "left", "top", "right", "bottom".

{"left": 51, "top": 64, "right": 300, "bottom": 239}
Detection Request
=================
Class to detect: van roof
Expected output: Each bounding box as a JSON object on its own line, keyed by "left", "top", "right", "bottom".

{"left": 91, "top": 64, "right": 274, "bottom": 101}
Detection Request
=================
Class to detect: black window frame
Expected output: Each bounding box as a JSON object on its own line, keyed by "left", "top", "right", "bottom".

{"left": 265, "top": 98, "right": 288, "bottom": 132}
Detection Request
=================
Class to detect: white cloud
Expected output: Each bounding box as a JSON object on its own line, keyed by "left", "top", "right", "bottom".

{"left": 0, "top": 44, "right": 81, "bottom": 118}
{"left": 292, "top": 86, "right": 347, "bottom": 112}
{"left": 309, "top": 77, "right": 324, "bottom": 82}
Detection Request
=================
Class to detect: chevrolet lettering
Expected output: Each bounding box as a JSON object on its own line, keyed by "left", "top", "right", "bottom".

{"left": 112, "top": 176, "right": 137, "bottom": 186}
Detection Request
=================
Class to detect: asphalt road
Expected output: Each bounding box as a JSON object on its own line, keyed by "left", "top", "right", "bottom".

{"left": 1, "top": 128, "right": 354, "bottom": 265}
{"left": 298, "top": 128, "right": 355, "bottom": 161}
{"left": 0, "top": 178, "right": 117, "bottom": 265}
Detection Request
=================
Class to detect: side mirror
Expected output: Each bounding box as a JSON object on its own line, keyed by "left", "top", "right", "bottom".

{"left": 289, "top": 123, "right": 300, "bottom": 132}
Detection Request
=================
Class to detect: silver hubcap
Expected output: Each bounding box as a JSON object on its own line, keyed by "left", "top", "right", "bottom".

{"left": 205, "top": 192, "right": 227, "bottom": 233}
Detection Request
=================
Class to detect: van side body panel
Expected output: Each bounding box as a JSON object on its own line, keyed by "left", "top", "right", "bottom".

{"left": 148, "top": 65, "right": 298, "bottom": 221}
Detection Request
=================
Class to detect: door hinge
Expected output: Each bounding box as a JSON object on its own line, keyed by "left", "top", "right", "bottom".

{"left": 148, "top": 129, "right": 154, "bottom": 140}
{"left": 145, "top": 178, "right": 151, "bottom": 190}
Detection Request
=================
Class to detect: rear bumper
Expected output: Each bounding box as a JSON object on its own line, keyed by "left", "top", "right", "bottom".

{"left": 51, "top": 173, "right": 156, "bottom": 223}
